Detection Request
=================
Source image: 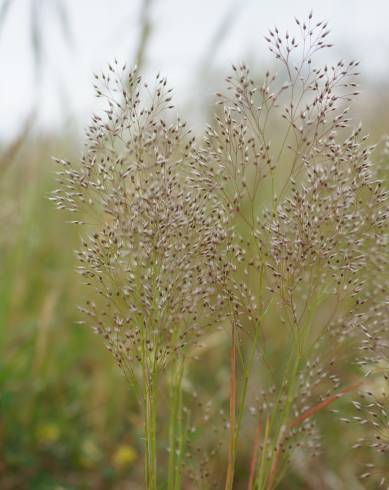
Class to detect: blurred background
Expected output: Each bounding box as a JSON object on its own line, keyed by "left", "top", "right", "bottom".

{"left": 1, "top": 1, "right": 389, "bottom": 488}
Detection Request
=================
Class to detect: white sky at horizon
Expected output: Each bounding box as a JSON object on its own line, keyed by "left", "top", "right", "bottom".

{"left": 0, "top": 0, "right": 389, "bottom": 141}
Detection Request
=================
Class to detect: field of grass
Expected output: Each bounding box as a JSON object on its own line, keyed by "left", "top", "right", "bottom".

{"left": 1, "top": 11, "right": 389, "bottom": 490}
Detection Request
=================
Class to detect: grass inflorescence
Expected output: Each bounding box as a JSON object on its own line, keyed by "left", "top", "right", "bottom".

{"left": 52, "top": 14, "right": 389, "bottom": 489}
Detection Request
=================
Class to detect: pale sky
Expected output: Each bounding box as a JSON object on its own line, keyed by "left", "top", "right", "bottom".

{"left": 1, "top": 0, "right": 389, "bottom": 140}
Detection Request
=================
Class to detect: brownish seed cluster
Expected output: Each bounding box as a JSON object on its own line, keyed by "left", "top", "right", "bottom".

{"left": 52, "top": 14, "right": 389, "bottom": 488}
{"left": 52, "top": 63, "right": 229, "bottom": 383}
{"left": 193, "top": 13, "right": 389, "bottom": 483}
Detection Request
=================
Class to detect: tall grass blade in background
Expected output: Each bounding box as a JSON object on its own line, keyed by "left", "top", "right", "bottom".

{"left": 0, "top": 0, "right": 12, "bottom": 38}
{"left": 134, "top": 0, "right": 155, "bottom": 70}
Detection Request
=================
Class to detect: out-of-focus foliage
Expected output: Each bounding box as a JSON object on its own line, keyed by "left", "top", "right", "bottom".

{"left": 0, "top": 90, "right": 387, "bottom": 490}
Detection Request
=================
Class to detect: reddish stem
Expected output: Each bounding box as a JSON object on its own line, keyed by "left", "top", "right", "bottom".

{"left": 290, "top": 382, "right": 362, "bottom": 428}
{"left": 248, "top": 416, "right": 262, "bottom": 490}
{"left": 267, "top": 382, "right": 362, "bottom": 490}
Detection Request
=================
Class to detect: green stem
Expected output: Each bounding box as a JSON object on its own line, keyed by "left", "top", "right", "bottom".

{"left": 255, "top": 340, "right": 302, "bottom": 489}
{"left": 266, "top": 352, "right": 301, "bottom": 489}
{"left": 256, "top": 416, "right": 270, "bottom": 490}
{"left": 174, "top": 363, "right": 185, "bottom": 490}
{"left": 143, "top": 365, "right": 150, "bottom": 488}
{"left": 144, "top": 365, "right": 158, "bottom": 490}
{"left": 236, "top": 324, "right": 260, "bottom": 439}
{"left": 168, "top": 357, "right": 184, "bottom": 490}
{"left": 225, "top": 321, "right": 237, "bottom": 490}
